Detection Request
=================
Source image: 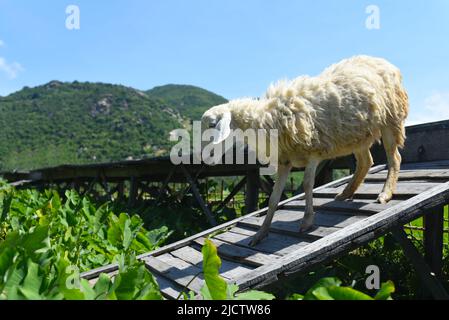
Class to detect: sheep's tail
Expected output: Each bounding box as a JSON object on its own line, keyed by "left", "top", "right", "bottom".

{"left": 385, "top": 68, "right": 409, "bottom": 149}
{"left": 394, "top": 70, "right": 409, "bottom": 148}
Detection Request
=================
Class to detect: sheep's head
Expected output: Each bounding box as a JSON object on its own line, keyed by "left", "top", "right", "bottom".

{"left": 201, "top": 103, "right": 233, "bottom": 145}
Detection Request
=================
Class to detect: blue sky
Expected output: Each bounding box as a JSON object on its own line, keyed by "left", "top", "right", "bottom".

{"left": 0, "top": 0, "right": 448, "bottom": 124}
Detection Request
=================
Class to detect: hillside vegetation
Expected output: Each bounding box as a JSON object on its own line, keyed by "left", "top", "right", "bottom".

{"left": 147, "top": 84, "right": 227, "bottom": 121}
{"left": 0, "top": 82, "right": 226, "bottom": 171}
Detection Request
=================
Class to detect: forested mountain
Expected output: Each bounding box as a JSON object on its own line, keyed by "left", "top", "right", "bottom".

{"left": 0, "top": 81, "right": 227, "bottom": 171}
{"left": 147, "top": 84, "right": 227, "bottom": 121}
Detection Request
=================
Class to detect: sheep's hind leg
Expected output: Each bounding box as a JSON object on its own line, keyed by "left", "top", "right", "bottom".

{"left": 250, "top": 163, "right": 292, "bottom": 246}
{"left": 299, "top": 159, "right": 320, "bottom": 233}
{"left": 335, "top": 148, "right": 373, "bottom": 201}
{"left": 377, "top": 128, "right": 401, "bottom": 204}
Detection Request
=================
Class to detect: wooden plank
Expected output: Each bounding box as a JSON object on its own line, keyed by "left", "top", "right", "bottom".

{"left": 392, "top": 228, "right": 449, "bottom": 300}
{"left": 170, "top": 246, "right": 253, "bottom": 280}
{"left": 424, "top": 206, "right": 445, "bottom": 278}
{"left": 143, "top": 256, "right": 204, "bottom": 293}
{"left": 399, "top": 160, "right": 449, "bottom": 170}
{"left": 367, "top": 170, "right": 449, "bottom": 182}
{"left": 282, "top": 198, "right": 401, "bottom": 214}
{"left": 81, "top": 165, "right": 386, "bottom": 280}
{"left": 153, "top": 273, "right": 186, "bottom": 300}
{"left": 193, "top": 237, "right": 277, "bottom": 267}
{"left": 214, "top": 227, "right": 312, "bottom": 256}
{"left": 170, "top": 246, "right": 203, "bottom": 266}
{"left": 234, "top": 181, "right": 449, "bottom": 291}
{"left": 239, "top": 216, "right": 340, "bottom": 239}
{"left": 315, "top": 182, "right": 442, "bottom": 199}
{"left": 158, "top": 253, "right": 202, "bottom": 274}
{"left": 258, "top": 209, "right": 368, "bottom": 228}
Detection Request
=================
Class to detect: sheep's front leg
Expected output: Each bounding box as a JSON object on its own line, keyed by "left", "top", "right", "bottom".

{"left": 249, "top": 164, "right": 292, "bottom": 246}
{"left": 299, "top": 159, "right": 320, "bottom": 233}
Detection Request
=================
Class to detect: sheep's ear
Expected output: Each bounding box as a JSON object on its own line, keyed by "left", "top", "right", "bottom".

{"left": 213, "top": 111, "right": 231, "bottom": 144}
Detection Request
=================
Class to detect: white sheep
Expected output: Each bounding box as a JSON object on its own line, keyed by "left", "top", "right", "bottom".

{"left": 201, "top": 55, "right": 409, "bottom": 245}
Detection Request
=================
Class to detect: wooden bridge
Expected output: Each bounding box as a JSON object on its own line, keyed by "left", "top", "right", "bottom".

{"left": 79, "top": 120, "right": 449, "bottom": 300}
{"left": 3, "top": 120, "right": 449, "bottom": 299}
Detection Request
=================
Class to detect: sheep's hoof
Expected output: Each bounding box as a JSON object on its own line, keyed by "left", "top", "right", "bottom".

{"left": 249, "top": 231, "right": 268, "bottom": 247}
{"left": 335, "top": 192, "right": 351, "bottom": 201}
{"left": 299, "top": 220, "right": 313, "bottom": 233}
{"left": 377, "top": 192, "right": 392, "bottom": 204}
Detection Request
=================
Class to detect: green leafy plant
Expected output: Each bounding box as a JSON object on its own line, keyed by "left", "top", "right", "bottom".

{"left": 0, "top": 185, "right": 168, "bottom": 300}
{"left": 288, "top": 277, "right": 395, "bottom": 300}
{"left": 197, "top": 239, "right": 275, "bottom": 300}
{"left": 0, "top": 188, "right": 171, "bottom": 271}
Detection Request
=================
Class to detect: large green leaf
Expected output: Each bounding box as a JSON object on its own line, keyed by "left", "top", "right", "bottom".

{"left": 3, "top": 263, "right": 26, "bottom": 298}
{"left": 374, "top": 281, "right": 395, "bottom": 300}
{"left": 234, "top": 290, "right": 275, "bottom": 300}
{"left": 112, "top": 267, "right": 139, "bottom": 300}
{"left": 201, "top": 239, "right": 227, "bottom": 300}
{"left": 19, "top": 260, "right": 43, "bottom": 300}
{"left": 325, "top": 286, "right": 373, "bottom": 300}
{"left": 21, "top": 225, "right": 50, "bottom": 255}
{"left": 93, "top": 273, "right": 113, "bottom": 300}
{"left": 0, "top": 247, "right": 15, "bottom": 278}
{"left": 303, "top": 277, "right": 342, "bottom": 300}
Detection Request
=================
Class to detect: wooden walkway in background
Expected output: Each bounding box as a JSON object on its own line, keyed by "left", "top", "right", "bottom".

{"left": 82, "top": 160, "right": 449, "bottom": 299}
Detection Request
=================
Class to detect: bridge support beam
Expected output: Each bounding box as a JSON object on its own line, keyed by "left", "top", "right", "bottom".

{"left": 128, "top": 177, "right": 139, "bottom": 207}
{"left": 392, "top": 227, "right": 449, "bottom": 300}
{"left": 245, "top": 168, "right": 260, "bottom": 214}
{"left": 424, "top": 205, "right": 445, "bottom": 278}
{"left": 181, "top": 165, "right": 217, "bottom": 227}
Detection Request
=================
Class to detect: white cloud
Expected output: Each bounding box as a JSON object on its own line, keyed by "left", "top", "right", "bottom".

{"left": 407, "top": 91, "right": 449, "bottom": 125}
{"left": 0, "top": 56, "right": 24, "bottom": 79}
{"left": 0, "top": 40, "right": 4, "bottom": 47}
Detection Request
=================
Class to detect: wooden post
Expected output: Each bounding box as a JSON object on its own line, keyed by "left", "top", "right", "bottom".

{"left": 180, "top": 165, "right": 217, "bottom": 226}
{"left": 117, "top": 181, "right": 124, "bottom": 200}
{"left": 392, "top": 227, "right": 449, "bottom": 300}
{"left": 290, "top": 177, "right": 294, "bottom": 197}
{"left": 128, "top": 177, "right": 139, "bottom": 207}
{"left": 245, "top": 169, "right": 260, "bottom": 214}
{"left": 315, "top": 161, "right": 334, "bottom": 187}
{"left": 424, "top": 205, "right": 445, "bottom": 278}
{"left": 155, "top": 167, "right": 175, "bottom": 204}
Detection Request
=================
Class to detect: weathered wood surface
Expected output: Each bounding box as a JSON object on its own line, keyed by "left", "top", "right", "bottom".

{"left": 235, "top": 181, "right": 449, "bottom": 290}
{"left": 315, "top": 182, "right": 441, "bottom": 199}
{"left": 81, "top": 161, "right": 449, "bottom": 298}
{"left": 283, "top": 198, "right": 401, "bottom": 214}
{"left": 81, "top": 165, "right": 386, "bottom": 280}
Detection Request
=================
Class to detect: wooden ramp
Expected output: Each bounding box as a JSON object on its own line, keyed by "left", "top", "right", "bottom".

{"left": 82, "top": 160, "right": 449, "bottom": 299}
